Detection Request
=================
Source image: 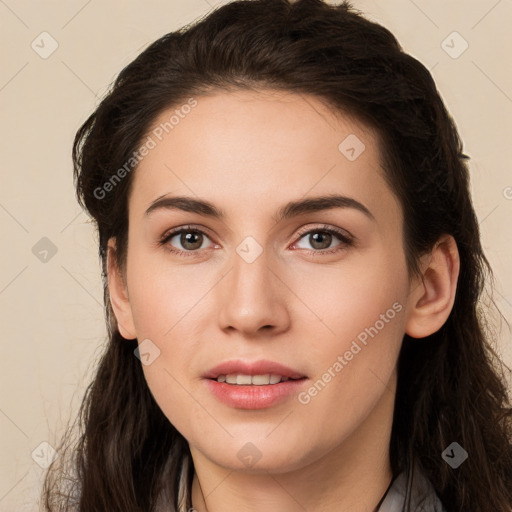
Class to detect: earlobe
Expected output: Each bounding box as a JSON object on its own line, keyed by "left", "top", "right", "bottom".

{"left": 405, "top": 235, "right": 460, "bottom": 339}
{"left": 107, "top": 239, "right": 137, "bottom": 340}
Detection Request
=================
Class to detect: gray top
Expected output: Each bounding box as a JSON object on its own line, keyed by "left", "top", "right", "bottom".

{"left": 378, "top": 463, "right": 446, "bottom": 512}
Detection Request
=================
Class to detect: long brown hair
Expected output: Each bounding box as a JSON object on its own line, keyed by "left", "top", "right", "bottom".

{"left": 43, "top": 0, "right": 512, "bottom": 510}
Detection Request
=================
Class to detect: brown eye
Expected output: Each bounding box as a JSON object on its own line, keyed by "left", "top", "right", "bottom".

{"left": 178, "top": 231, "right": 204, "bottom": 251}
{"left": 294, "top": 226, "right": 352, "bottom": 254}
{"left": 308, "top": 232, "right": 333, "bottom": 250}
{"left": 160, "top": 227, "right": 213, "bottom": 255}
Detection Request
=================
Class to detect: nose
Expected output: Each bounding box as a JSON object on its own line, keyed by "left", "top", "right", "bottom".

{"left": 216, "top": 247, "right": 291, "bottom": 338}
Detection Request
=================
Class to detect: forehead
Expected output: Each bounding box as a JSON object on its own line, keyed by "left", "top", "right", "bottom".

{"left": 129, "top": 89, "right": 399, "bottom": 225}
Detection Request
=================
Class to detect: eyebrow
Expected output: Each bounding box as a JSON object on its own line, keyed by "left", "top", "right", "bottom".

{"left": 144, "top": 193, "right": 375, "bottom": 222}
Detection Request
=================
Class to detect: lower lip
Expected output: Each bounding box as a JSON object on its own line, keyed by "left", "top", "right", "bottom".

{"left": 204, "top": 378, "right": 307, "bottom": 409}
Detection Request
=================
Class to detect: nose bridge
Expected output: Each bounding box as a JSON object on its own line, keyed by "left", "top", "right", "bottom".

{"left": 231, "top": 240, "right": 275, "bottom": 311}
{"left": 217, "top": 236, "right": 289, "bottom": 334}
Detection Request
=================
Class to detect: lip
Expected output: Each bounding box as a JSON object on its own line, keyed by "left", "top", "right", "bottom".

{"left": 203, "top": 359, "right": 306, "bottom": 380}
{"left": 204, "top": 378, "right": 307, "bottom": 409}
{"left": 202, "top": 359, "right": 308, "bottom": 409}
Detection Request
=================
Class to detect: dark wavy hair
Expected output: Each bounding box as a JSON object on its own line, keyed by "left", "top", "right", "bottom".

{"left": 42, "top": 0, "right": 512, "bottom": 510}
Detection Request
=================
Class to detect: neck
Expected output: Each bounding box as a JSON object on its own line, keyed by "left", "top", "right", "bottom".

{"left": 190, "top": 372, "right": 396, "bottom": 512}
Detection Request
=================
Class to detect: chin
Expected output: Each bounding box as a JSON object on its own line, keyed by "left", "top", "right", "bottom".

{"left": 201, "top": 437, "right": 320, "bottom": 475}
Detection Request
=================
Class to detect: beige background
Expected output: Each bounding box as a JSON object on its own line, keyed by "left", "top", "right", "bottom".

{"left": 0, "top": 0, "right": 511, "bottom": 509}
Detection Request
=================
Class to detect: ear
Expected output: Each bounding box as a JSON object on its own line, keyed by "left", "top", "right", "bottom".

{"left": 107, "top": 238, "right": 137, "bottom": 340}
{"left": 405, "top": 234, "right": 460, "bottom": 339}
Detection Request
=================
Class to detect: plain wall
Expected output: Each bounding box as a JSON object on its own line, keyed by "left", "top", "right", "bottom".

{"left": 0, "top": 0, "right": 511, "bottom": 509}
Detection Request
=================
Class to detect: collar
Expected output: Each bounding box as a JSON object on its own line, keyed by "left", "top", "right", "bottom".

{"left": 378, "top": 462, "right": 446, "bottom": 512}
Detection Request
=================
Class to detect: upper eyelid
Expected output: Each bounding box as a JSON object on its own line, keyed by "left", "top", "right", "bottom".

{"left": 296, "top": 224, "right": 352, "bottom": 239}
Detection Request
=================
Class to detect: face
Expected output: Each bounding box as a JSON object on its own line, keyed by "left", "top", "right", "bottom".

{"left": 111, "top": 89, "right": 414, "bottom": 473}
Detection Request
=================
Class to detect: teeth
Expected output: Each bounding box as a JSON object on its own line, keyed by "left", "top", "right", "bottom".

{"left": 236, "top": 374, "right": 252, "bottom": 385}
{"left": 216, "top": 374, "right": 292, "bottom": 385}
{"left": 252, "top": 374, "right": 272, "bottom": 385}
{"left": 269, "top": 374, "right": 281, "bottom": 384}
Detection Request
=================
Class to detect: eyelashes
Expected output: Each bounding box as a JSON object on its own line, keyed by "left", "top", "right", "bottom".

{"left": 158, "top": 227, "right": 212, "bottom": 257}
{"left": 293, "top": 225, "right": 353, "bottom": 254}
{"left": 158, "top": 224, "right": 354, "bottom": 258}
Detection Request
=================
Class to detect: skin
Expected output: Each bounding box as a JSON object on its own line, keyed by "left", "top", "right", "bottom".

{"left": 108, "top": 89, "right": 460, "bottom": 511}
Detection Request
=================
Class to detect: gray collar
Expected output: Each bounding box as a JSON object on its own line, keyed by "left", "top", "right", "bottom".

{"left": 378, "top": 463, "right": 446, "bottom": 512}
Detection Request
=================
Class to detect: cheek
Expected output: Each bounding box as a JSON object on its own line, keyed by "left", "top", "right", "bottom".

{"left": 126, "top": 251, "right": 215, "bottom": 339}
{"left": 291, "top": 245, "right": 408, "bottom": 342}
{"left": 289, "top": 279, "right": 405, "bottom": 459}
{"left": 124, "top": 254, "right": 213, "bottom": 432}
{"left": 289, "top": 249, "right": 408, "bottom": 406}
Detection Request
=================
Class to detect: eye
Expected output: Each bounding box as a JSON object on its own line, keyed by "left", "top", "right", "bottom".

{"left": 158, "top": 224, "right": 354, "bottom": 258}
{"left": 292, "top": 225, "right": 353, "bottom": 254}
{"left": 159, "top": 226, "right": 215, "bottom": 257}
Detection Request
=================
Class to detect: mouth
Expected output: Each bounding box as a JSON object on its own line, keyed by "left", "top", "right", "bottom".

{"left": 203, "top": 359, "right": 307, "bottom": 381}
{"left": 211, "top": 374, "right": 306, "bottom": 385}
{"left": 202, "top": 359, "right": 308, "bottom": 409}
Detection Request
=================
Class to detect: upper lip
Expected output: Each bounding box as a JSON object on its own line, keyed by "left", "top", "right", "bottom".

{"left": 203, "top": 359, "right": 307, "bottom": 379}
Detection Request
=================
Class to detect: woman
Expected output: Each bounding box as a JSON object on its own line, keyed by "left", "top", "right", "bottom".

{"left": 43, "top": 0, "right": 512, "bottom": 510}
